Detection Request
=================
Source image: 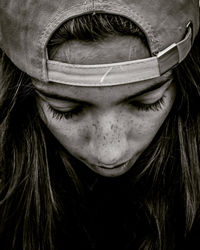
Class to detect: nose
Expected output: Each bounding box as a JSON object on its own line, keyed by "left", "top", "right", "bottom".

{"left": 89, "top": 114, "right": 129, "bottom": 165}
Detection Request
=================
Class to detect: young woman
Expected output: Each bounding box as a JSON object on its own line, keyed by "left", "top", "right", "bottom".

{"left": 0, "top": 0, "right": 199, "bottom": 249}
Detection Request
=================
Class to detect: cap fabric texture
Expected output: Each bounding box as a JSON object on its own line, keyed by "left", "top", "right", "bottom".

{"left": 0, "top": 0, "right": 199, "bottom": 86}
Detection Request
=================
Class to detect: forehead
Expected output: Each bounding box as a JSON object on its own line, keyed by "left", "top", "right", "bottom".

{"left": 51, "top": 35, "right": 150, "bottom": 64}
{"left": 33, "top": 71, "right": 173, "bottom": 103}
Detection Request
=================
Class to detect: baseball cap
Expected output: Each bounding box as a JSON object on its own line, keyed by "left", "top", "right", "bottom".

{"left": 0, "top": 0, "right": 199, "bottom": 87}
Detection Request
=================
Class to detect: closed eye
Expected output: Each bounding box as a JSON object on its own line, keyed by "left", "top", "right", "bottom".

{"left": 47, "top": 104, "right": 84, "bottom": 120}
{"left": 128, "top": 95, "right": 166, "bottom": 112}
{"left": 126, "top": 80, "right": 172, "bottom": 112}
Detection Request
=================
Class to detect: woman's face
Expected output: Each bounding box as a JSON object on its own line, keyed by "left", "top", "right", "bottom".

{"left": 34, "top": 35, "right": 176, "bottom": 177}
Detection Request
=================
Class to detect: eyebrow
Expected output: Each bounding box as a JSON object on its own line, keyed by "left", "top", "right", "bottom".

{"left": 118, "top": 79, "right": 172, "bottom": 104}
{"left": 36, "top": 78, "right": 172, "bottom": 105}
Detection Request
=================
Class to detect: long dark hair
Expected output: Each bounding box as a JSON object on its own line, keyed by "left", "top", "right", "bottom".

{"left": 0, "top": 14, "right": 200, "bottom": 250}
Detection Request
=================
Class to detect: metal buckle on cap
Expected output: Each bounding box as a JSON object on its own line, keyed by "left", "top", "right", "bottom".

{"left": 157, "top": 25, "right": 192, "bottom": 75}
{"left": 157, "top": 43, "right": 179, "bottom": 75}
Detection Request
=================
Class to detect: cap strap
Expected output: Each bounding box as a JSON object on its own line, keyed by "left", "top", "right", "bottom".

{"left": 157, "top": 25, "right": 192, "bottom": 74}
{"left": 46, "top": 27, "right": 192, "bottom": 87}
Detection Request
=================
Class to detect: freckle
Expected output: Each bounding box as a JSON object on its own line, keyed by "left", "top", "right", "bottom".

{"left": 92, "top": 123, "right": 97, "bottom": 130}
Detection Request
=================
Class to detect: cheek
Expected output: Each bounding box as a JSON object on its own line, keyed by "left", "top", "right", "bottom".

{"left": 37, "top": 101, "right": 87, "bottom": 154}
{"left": 129, "top": 112, "right": 165, "bottom": 141}
{"left": 128, "top": 89, "right": 175, "bottom": 144}
{"left": 42, "top": 112, "right": 90, "bottom": 156}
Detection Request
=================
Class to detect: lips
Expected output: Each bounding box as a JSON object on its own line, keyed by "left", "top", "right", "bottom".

{"left": 78, "top": 156, "right": 136, "bottom": 177}
{"left": 81, "top": 158, "right": 135, "bottom": 177}
{"left": 93, "top": 161, "right": 129, "bottom": 170}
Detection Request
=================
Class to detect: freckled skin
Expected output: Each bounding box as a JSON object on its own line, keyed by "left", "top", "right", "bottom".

{"left": 35, "top": 35, "right": 176, "bottom": 177}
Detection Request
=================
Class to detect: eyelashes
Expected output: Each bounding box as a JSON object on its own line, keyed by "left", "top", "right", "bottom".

{"left": 48, "top": 105, "right": 84, "bottom": 120}
{"left": 129, "top": 95, "right": 166, "bottom": 112}
{"left": 47, "top": 95, "right": 166, "bottom": 121}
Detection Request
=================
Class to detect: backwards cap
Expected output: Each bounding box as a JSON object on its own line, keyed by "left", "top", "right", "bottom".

{"left": 0, "top": 0, "right": 199, "bottom": 87}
